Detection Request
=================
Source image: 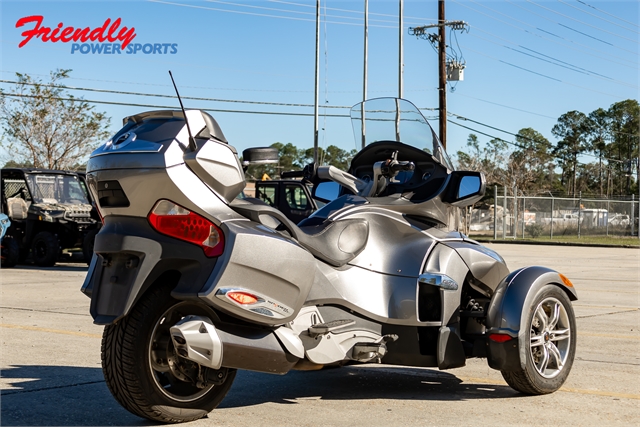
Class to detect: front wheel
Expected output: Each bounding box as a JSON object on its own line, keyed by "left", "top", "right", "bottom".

{"left": 31, "top": 231, "right": 59, "bottom": 266}
{"left": 502, "top": 285, "right": 576, "bottom": 395}
{"left": 101, "top": 286, "right": 236, "bottom": 423}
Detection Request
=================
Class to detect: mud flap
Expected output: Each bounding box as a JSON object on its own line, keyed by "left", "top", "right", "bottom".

{"left": 437, "top": 326, "right": 466, "bottom": 369}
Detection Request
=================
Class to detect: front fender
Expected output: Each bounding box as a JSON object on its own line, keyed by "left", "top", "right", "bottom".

{"left": 485, "top": 266, "right": 577, "bottom": 371}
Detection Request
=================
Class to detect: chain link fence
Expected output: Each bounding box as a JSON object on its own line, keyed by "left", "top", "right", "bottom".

{"left": 468, "top": 186, "right": 640, "bottom": 240}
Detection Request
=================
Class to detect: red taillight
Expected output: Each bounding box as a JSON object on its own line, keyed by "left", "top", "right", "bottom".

{"left": 93, "top": 202, "right": 104, "bottom": 225}
{"left": 489, "top": 333, "right": 513, "bottom": 343}
{"left": 227, "top": 291, "right": 259, "bottom": 305}
{"left": 148, "top": 200, "right": 224, "bottom": 257}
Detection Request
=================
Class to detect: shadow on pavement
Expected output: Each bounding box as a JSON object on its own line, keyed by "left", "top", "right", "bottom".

{"left": 1, "top": 364, "right": 520, "bottom": 426}
{"left": 1, "top": 365, "right": 147, "bottom": 426}
{"left": 221, "top": 365, "right": 520, "bottom": 409}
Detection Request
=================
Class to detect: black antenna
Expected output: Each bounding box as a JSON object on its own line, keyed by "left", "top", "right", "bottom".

{"left": 168, "top": 70, "right": 197, "bottom": 152}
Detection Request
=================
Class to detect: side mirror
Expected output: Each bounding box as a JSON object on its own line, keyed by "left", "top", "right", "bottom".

{"left": 443, "top": 171, "right": 485, "bottom": 207}
{"left": 241, "top": 147, "right": 279, "bottom": 166}
{"left": 313, "top": 181, "right": 341, "bottom": 204}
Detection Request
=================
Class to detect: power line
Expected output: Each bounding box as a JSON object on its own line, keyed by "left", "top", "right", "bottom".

{"left": 447, "top": 119, "right": 626, "bottom": 168}
{"left": 558, "top": 0, "right": 639, "bottom": 34}
{"left": 466, "top": 31, "right": 637, "bottom": 89}
{"left": 575, "top": 0, "right": 640, "bottom": 29}
{"left": 450, "top": 107, "right": 640, "bottom": 140}
{"left": 204, "top": 0, "right": 402, "bottom": 25}
{"left": 460, "top": 44, "right": 632, "bottom": 100}
{"left": 500, "top": 0, "right": 639, "bottom": 65}
{"left": 151, "top": 0, "right": 435, "bottom": 29}
{"left": 452, "top": 94, "right": 557, "bottom": 119}
{"left": 267, "top": 0, "right": 438, "bottom": 22}
{"left": 557, "top": 23, "right": 613, "bottom": 46}
{"left": 0, "top": 93, "right": 351, "bottom": 118}
{"left": 0, "top": 70, "right": 428, "bottom": 95}
{"left": 449, "top": 112, "right": 635, "bottom": 163}
{"left": 3, "top": 75, "right": 636, "bottom": 139}
{"left": 0, "top": 79, "right": 352, "bottom": 109}
{"left": 2, "top": 92, "right": 635, "bottom": 168}
{"left": 526, "top": 0, "right": 639, "bottom": 44}
{"left": 457, "top": 0, "right": 638, "bottom": 66}
{"left": 149, "top": 0, "right": 396, "bottom": 29}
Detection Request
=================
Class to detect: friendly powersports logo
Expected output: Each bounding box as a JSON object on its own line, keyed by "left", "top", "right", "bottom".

{"left": 15, "top": 16, "right": 178, "bottom": 54}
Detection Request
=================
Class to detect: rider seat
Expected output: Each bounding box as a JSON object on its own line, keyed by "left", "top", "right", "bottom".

{"left": 230, "top": 197, "right": 368, "bottom": 267}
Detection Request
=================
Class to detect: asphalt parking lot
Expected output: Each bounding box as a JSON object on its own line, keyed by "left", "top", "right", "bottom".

{"left": 1, "top": 243, "right": 639, "bottom": 426}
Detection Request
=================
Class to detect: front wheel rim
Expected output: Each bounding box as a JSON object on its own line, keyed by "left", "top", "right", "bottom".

{"left": 529, "top": 297, "right": 571, "bottom": 379}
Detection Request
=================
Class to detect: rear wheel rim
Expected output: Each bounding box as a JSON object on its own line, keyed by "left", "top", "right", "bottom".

{"left": 529, "top": 297, "right": 571, "bottom": 379}
{"left": 148, "top": 302, "right": 216, "bottom": 403}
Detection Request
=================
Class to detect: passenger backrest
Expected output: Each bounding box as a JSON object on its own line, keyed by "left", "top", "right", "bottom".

{"left": 7, "top": 197, "right": 28, "bottom": 220}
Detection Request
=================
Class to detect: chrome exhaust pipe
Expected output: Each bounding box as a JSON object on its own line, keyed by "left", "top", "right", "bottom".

{"left": 170, "top": 316, "right": 223, "bottom": 369}
{"left": 170, "top": 315, "right": 299, "bottom": 374}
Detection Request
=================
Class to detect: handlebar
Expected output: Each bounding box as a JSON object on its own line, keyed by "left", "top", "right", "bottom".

{"left": 391, "top": 161, "right": 415, "bottom": 174}
{"left": 381, "top": 160, "right": 415, "bottom": 177}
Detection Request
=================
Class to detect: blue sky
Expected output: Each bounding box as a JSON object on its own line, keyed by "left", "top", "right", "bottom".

{"left": 1, "top": 0, "right": 638, "bottom": 165}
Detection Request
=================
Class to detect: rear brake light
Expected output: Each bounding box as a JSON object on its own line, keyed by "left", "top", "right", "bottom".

{"left": 489, "top": 333, "right": 513, "bottom": 343}
{"left": 93, "top": 202, "right": 104, "bottom": 225}
{"left": 227, "top": 291, "right": 259, "bottom": 305}
{"left": 148, "top": 200, "right": 224, "bottom": 257}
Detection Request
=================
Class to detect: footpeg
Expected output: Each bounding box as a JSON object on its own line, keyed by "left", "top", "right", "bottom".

{"left": 352, "top": 334, "right": 398, "bottom": 363}
{"left": 308, "top": 319, "right": 355, "bottom": 335}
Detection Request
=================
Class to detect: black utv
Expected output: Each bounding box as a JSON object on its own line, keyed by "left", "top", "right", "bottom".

{"left": 1, "top": 168, "right": 99, "bottom": 267}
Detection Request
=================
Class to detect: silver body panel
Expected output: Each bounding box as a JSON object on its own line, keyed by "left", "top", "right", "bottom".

{"left": 200, "top": 219, "right": 317, "bottom": 326}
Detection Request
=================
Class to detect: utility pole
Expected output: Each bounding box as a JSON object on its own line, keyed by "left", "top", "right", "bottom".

{"left": 409, "top": 2, "right": 467, "bottom": 151}
{"left": 362, "top": 0, "right": 368, "bottom": 149}
{"left": 399, "top": 0, "right": 404, "bottom": 98}
{"left": 438, "top": 0, "right": 446, "bottom": 149}
{"left": 313, "top": 0, "right": 320, "bottom": 165}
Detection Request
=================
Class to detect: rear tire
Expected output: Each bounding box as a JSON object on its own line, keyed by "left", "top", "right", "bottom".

{"left": 31, "top": 231, "right": 59, "bottom": 267}
{"left": 1, "top": 236, "right": 20, "bottom": 267}
{"left": 502, "top": 285, "right": 576, "bottom": 395}
{"left": 101, "top": 285, "right": 236, "bottom": 423}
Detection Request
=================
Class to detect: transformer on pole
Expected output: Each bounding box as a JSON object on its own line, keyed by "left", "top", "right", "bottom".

{"left": 409, "top": 1, "right": 468, "bottom": 150}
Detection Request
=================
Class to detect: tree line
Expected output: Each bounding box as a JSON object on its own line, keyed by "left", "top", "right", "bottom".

{"left": 456, "top": 99, "right": 639, "bottom": 198}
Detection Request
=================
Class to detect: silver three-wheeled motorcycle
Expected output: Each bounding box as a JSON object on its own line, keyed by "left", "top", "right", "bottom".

{"left": 82, "top": 97, "right": 577, "bottom": 423}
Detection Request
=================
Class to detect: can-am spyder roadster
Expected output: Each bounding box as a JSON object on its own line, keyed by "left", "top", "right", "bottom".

{"left": 82, "top": 97, "right": 577, "bottom": 423}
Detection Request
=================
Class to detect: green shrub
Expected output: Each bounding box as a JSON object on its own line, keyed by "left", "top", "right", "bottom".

{"left": 525, "top": 223, "right": 544, "bottom": 238}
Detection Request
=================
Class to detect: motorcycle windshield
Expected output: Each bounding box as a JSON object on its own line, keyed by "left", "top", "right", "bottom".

{"left": 350, "top": 98, "right": 454, "bottom": 171}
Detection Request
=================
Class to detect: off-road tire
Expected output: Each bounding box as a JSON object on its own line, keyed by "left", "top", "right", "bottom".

{"left": 31, "top": 231, "right": 59, "bottom": 267}
{"left": 1, "top": 236, "right": 20, "bottom": 267}
{"left": 501, "top": 285, "right": 576, "bottom": 395}
{"left": 101, "top": 285, "right": 236, "bottom": 423}
{"left": 83, "top": 228, "right": 99, "bottom": 265}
